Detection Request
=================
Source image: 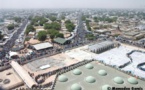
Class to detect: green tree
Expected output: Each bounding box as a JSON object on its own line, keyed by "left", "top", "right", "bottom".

{"left": 28, "top": 16, "right": 33, "bottom": 20}
{"left": 39, "top": 17, "right": 48, "bottom": 26}
{"left": 49, "top": 16, "right": 57, "bottom": 22}
{"left": 44, "top": 22, "right": 61, "bottom": 30}
{"left": 65, "top": 20, "right": 71, "bottom": 24}
{"left": 37, "top": 31, "right": 47, "bottom": 41}
{"left": 86, "top": 20, "right": 91, "bottom": 31}
{"left": 86, "top": 34, "right": 95, "bottom": 40}
{"left": 65, "top": 20, "right": 75, "bottom": 32}
{"left": 66, "top": 23, "right": 75, "bottom": 32}
{"left": 47, "top": 29, "right": 64, "bottom": 39}
{"left": 25, "top": 25, "right": 35, "bottom": 35}
{"left": 56, "top": 33, "right": 64, "bottom": 38}
{"left": 61, "top": 16, "right": 65, "bottom": 20}
{"left": 7, "top": 24, "right": 15, "bottom": 30}
{"left": 82, "top": 16, "right": 86, "bottom": 21}
{"left": 51, "top": 22, "right": 61, "bottom": 30}
{"left": 14, "top": 17, "right": 21, "bottom": 23}
{"left": 93, "top": 17, "right": 98, "bottom": 22}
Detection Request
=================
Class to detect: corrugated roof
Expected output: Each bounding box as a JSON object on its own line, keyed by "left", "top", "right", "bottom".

{"left": 32, "top": 42, "right": 53, "bottom": 50}
{"left": 10, "top": 61, "right": 37, "bottom": 88}
{"left": 54, "top": 37, "right": 66, "bottom": 44}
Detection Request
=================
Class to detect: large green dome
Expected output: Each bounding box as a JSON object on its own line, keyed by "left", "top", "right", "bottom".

{"left": 98, "top": 70, "right": 107, "bottom": 76}
{"left": 102, "top": 85, "right": 111, "bottom": 90}
{"left": 71, "top": 83, "right": 82, "bottom": 90}
{"left": 58, "top": 75, "right": 68, "bottom": 82}
{"left": 113, "top": 77, "right": 124, "bottom": 84}
{"left": 85, "top": 76, "right": 96, "bottom": 83}
{"left": 73, "top": 69, "right": 82, "bottom": 75}
{"left": 85, "top": 64, "right": 94, "bottom": 69}
{"left": 128, "top": 77, "right": 138, "bottom": 84}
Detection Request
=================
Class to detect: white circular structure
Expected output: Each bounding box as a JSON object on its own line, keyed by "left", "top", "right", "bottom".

{"left": 85, "top": 64, "right": 94, "bottom": 69}
{"left": 85, "top": 76, "right": 96, "bottom": 83}
{"left": 98, "top": 70, "right": 107, "bottom": 76}
{"left": 102, "top": 85, "right": 111, "bottom": 90}
{"left": 128, "top": 77, "right": 138, "bottom": 84}
{"left": 113, "top": 77, "right": 124, "bottom": 84}
{"left": 71, "top": 83, "right": 82, "bottom": 90}
{"left": 73, "top": 69, "right": 82, "bottom": 75}
{"left": 58, "top": 75, "right": 68, "bottom": 82}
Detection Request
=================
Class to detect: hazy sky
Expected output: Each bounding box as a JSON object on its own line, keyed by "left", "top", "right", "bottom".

{"left": 0, "top": 0, "right": 145, "bottom": 9}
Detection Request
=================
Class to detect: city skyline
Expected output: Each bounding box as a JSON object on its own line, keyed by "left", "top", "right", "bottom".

{"left": 0, "top": 0, "right": 145, "bottom": 9}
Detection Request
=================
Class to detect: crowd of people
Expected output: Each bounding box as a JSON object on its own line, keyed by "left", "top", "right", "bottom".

{"left": 34, "top": 60, "right": 94, "bottom": 89}
{"left": 0, "top": 20, "right": 28, "bottom": 67}
{"left": 116, "top": 36, "right": 145, "bottom": 48}
{"left": 127, "top": 50, "right": 145, "bottom": 71}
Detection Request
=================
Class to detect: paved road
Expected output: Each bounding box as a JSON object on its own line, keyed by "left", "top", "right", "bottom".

{"left": 0, "top": 12, "right": 94, "bottom": 65}
{"left": 0, "top": 20, "right": 28, "bottom": 59}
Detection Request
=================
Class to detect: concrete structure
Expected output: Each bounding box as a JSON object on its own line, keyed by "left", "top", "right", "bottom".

{"left": 54, "top": 37, "right": 68, "bottom": 45}
{"left": 32, "top": 42, "right": 53, "bottom": 51}
{"left": 54, "top": 61, "right": 145, "bottom": 90}
{"left": 88, "top": 41, "right": 114, "bottom": 53}
{"left": 10, "top": 61, "right": 37, "bottom": 88}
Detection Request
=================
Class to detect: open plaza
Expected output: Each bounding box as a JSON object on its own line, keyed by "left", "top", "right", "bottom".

{"left": 0, "top": 41, "right": 145, "bottom": 90}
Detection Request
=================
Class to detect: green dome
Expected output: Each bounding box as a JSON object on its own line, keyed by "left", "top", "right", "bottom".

{"left": 128, "top": 77, "right": 138, "bottom": 84}
{"left": 98, "top": 70, "right": 107, "bottom": 76}
{"left": 85, "top": 64, "right": 94, "bottom": 69}
{"left": 71, "top": 83, "right": 82, "bottom": 90}
{"left": 58, "top": 75, "right": 68, "bottom": 82}
{"left": 102, "top": 85, "right": 111, "bottom": 90}
{"left": 85, "top": 76, "right": 96, "bottom": 83}
{"left": 113, "top": 77, "right": 124, "bottom": 84}
{"left": 73, "top": 69, "right": 82, "bottom": 75}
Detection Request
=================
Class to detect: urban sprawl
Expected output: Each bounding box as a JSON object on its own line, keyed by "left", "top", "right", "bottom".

{"left": 0, "top": 9, "right": 145, "bottom": 90}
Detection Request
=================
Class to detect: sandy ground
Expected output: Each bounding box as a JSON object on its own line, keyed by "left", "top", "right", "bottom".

{"left": 23, "top": 53, "right": 79, "bottom": 84}
{"left": 0, "top": 68, "right": 24, "bottom": 90}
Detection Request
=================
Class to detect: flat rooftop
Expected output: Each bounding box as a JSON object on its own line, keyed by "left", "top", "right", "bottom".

{"left": 54, "top": 61, "right": 145, "bottom": 90}
{"left": 23, "top": 53, "right": 79, "bottom": 85}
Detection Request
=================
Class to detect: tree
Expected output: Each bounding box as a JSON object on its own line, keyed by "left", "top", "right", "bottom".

{"left": 25, "top": 25, "right": 35, "bottom": 35}
{"left": 28, "top": 16, "right": 33, "bottom": 20}
{"left": 49, "top": 16, "right": 57, "bottom": 22}
{"left": 14, "top": 17, "right": 21, "bottom": 23}
{"left": 51, "top": 22, "right": 61, "bottom": 30}
{"left": 37, "top": 31, "right": 47, "bottom": 41}
{"left": 7, "top": 24, "right": 14, "bottom": 30}
{"left": 47, "top": 29, "right": 64, "bottom": 39}
{"left": 34, "top": 23, "right": 39, "bottom": 26}
{"left": 56, "top": 33, "right": 64, "bottom": 38}
{"left": 86, "top": 34, "right": 95, "bottom": 40}
{"left": 61, "top": 16, "right": 65, "bottom": 20}
{"left": 65, "top": 20, "right": 75, "bottom": 32}
{"left": 39, "top": 17, "right": 48, "bottom": 26}
{"left": 66, "top": 23, "right": 75, "bottom": 32}
{"left": 93, "top": 17, "right": 98, "bottom": 22}
{"left": 44, "top": 22, "right": 61, "bottom": 30}
{"left": 82, "top": 16, "right": 86, "bottom": 21}
{"left": 86, "top": 20, "right": 91, "bottom": 31}
{"left": 65, "top": 20, "right": 71, "bottom": 24}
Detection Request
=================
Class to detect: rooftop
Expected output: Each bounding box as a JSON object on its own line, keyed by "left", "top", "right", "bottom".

{"left": 54, "top": 61, "right": 145, "bottom": 90}
{"left": 54, "top": 37, "right": 67, "bottom": 44}
{"left": 32, "top": 42, "right": 53, "bottom": 50}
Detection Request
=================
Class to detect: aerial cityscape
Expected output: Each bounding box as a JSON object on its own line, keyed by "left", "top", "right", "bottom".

{"left": 0, "top": 0, "right": 145, "bottom": 90}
